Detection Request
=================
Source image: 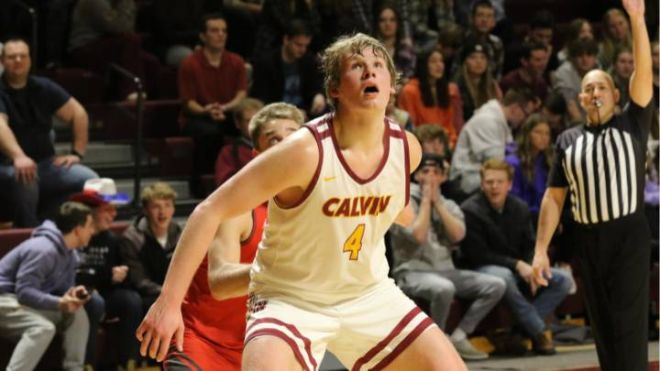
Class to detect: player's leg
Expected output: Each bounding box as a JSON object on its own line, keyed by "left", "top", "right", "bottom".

{"left": 330, "top": 281, "right": 466, "bottom": 371}
{"left": 164, "top": 331, "right": 241, "bottom": 371}
{"left": 243, "top": 296, "right": 335, "bottom": 371}
{"left": 383, "top": 325, "right": 465, "bottom": 371}
{"left": 242, "top": 335, "right": 304, "bottom": 371}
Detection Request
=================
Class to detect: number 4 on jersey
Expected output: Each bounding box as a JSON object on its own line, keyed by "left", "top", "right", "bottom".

{"left": 343, "top": 224, "right": 365, "bottom": 260}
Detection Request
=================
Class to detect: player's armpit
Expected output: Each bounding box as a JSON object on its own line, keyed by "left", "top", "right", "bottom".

{"left": 206, "top": 128, "right": 318, "bottom": 221}
{"left": 404, "top": 131, "right": 422, "bottom": 173}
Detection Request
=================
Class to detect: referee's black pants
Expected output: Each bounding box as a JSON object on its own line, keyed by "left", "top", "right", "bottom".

{"left": 574, "top": 212, "right": 651, "bottom": 371}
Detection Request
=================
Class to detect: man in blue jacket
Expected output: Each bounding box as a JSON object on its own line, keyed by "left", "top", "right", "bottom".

{"left": 0, "top": 201, "right": 95, "bottom": 371}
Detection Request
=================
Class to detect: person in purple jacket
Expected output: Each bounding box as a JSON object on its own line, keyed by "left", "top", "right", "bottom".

{"left": 0, "top": 201, "right": 95, "bottom": 371}
{"left": 505, "top": 113, "right": 553, "bottom": 222}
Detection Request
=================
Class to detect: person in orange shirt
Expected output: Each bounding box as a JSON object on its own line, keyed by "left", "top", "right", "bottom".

{"left": 398, "top": 50, "right": 463, "bottom": 147}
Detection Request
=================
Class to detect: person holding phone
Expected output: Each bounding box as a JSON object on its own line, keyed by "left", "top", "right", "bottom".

{"left": 0, "top": 202, "right": 95, "bottom": 371}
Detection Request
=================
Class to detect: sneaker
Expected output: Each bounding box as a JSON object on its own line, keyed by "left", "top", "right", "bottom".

{"left": 532, "top": 332, "right": 556, "bottom": 355}
{"left": 451, "top": 338, "right": 489, "bottom": 360}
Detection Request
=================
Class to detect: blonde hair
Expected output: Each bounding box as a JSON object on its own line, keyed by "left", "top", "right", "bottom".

{"left": 249, "top": 102, "right": 305, "bottom": 150}
{"left": 480, "top": 158, "right": 514, "bottom": 180}
{"left": 234, "top": 97, "right": 265, "bottom": 122}
{"left": 320, "top": 33, "right": 399, "bottom": 108}
{"left": 141, "top": 182, "right": 177, "bottom": 207}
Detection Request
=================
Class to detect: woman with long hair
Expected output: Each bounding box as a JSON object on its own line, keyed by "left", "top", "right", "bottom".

{"left": 453, "top": 41, "right": 502, "bottom": 121}
{"left": 505, "top": 113, "right": 553, "bottom": 219}
{"left": 599, "top": 8, "right": 632, "bottom": 69}
{"left": 398, "top": 49, "right": 463, "bottom": 147}
{"left": 374, "top": 2, "right": 416, "bottom": 80}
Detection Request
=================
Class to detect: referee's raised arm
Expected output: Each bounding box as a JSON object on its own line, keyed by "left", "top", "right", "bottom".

{"left": 625, "top": 0, "right": 652, "bottom": 106}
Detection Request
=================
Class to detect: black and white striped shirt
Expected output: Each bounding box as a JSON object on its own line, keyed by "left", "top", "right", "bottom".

{"left": 548, "top": 101, "right": 653, "bottom": 225}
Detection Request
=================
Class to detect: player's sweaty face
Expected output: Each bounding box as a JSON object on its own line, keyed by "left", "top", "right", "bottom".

{"left": 335, "top": 48, "right": 393, "bottom": 110}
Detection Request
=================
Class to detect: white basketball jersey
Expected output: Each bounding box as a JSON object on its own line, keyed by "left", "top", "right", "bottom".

{"left": 249, "top": 113, "right": 411, "bottom": 306}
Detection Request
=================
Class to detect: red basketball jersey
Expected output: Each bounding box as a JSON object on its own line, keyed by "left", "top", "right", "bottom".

{"left": 181, "top": 204, "right": 267, "bottom": 353}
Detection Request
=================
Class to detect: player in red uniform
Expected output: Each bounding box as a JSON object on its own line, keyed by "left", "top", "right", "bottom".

{"left": 163, "top": 102, "right": 304, "bottom": 370}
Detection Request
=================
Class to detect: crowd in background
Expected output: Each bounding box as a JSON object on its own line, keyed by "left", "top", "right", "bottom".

{"left": 0, "top": 0, "right": 658, "bottom": 369}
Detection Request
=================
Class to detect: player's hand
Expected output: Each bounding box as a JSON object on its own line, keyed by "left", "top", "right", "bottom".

{"left": 531, "top": 251, "right": 552, "bottom": 288}
{"left": 622, "top": 0, "right": 644, "bottom": 18}
{"left": 53, "top": 154, "right": 80, "bottom": 168}
{"left": 136, "top": 296, "right": 185, "bottom": 362}
{"left": 13, "top": 155, "right": 37, "bottom": 184}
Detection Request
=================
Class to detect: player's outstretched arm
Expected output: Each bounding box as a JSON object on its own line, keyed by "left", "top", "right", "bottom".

{"left": 135, "top": 129, "right": 319, "bottom": 361}
{"left": 623, "top": 0, "right": 652, "bottom": 106}
{"left": 207, "top": 212, "right": 254, "bottom": 301}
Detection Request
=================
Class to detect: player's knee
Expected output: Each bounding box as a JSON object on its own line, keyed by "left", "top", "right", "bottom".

{"left": 243, "top": 336, "right": 303, "bottom": 371}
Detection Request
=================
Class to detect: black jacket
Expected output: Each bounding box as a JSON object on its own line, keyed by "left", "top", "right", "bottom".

{"left": 250, "top": 48, "right": 323, "bottom": 114}
{"left": 460, "top": 192, "right": 535, "bottom": 270}
{"left": 121, "top": 215, "right": 181, "bottom": 297}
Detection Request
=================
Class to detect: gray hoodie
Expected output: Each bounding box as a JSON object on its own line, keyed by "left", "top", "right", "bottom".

{"left": 389, "top": 183, "right": 465, "bottom": 276}
{"left": 0, "top": 220, "right": 79, "bottom": 310}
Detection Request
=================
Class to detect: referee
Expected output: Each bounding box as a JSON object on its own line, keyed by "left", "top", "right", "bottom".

{"left": 531, "top": 0, "right": 653, "bottom": 370}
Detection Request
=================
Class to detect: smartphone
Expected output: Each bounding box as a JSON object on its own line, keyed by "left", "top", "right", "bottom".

{"left": 75, "top": 287, "right": 90, "bottom": 300}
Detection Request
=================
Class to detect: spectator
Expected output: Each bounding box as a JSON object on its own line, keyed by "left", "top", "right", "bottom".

{"left": 67, "top": 0, "right": 161, "bottom": 101}
{"left": 178, "top": 12, "right": 248, "bottom": 197}
{"left": 407, "top": 0, "right": 455, "bottom": 54}
{"left": 0, "top": 38, "right": 98, "bottom": 228}
{"left": 214, "top": 97, "right": 264, "bottom": 186}
{"left": 541, "top": 91, "right": 569, "bottom": 141}
{"left": 609, "top": 46, "right": 634, "bottom": 110}
{"left": 251, "top": 20, "right": 326, "bottom": 117}
{"left": 413, "top": 124, "right": 451, "bottom": 159}
{"left": 460, "top": 0, "right": 504, "bottom": 79}
{"left": 450, "top": 89, "right": 536, "bottom": 198}
{"left": 453, "top": 40, "right": 502, "bottom": 121}
{"left": 500, "top": 41, "right": 551, "bottom": 101}
{"left": 504, "top": 10, "right": 558, "bottom": 75}
{"left": 0, "top": 202, "right": 94, "bottom": 371}
{"left": 557, "top": 18, "right": 594, "bottom": 64}
{"left": 552, "top": 38, "right": 599, "bottom": 124}
{"left": 460, "top": 159, "right": 571, "bottom": 355}
{"left": 374, "top": 2, "right": 416, "bottom": 80}
{"left": 454, "top": 0, "right": 505, "bottom": 30}
{"left": 599, "top": 8, "right": 632, "bottom": 69}
{"left": 505, "top": 114, "right": 553, "bottom": 221}
{"left": 390, "top": 153, "right": 505, "bottom": 361}
{"left": 70, "top": 178, "right": 142, "bottom": 371}
{"left": 252, "top": 0, "right": 321, "bottom": 59}
{"left": 149, "top": 0, "right": 221, "bottom": 67}
{"left": 398, "top": 50, "right": 463, "bottom": 146}
{"left": 437, "top": 22, "right": 464, "bottom": 79}
{"left": 122, "top": 182, "right": 181, "bottom": 310}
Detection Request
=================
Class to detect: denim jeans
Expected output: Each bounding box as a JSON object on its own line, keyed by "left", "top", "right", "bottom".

{"left": 104, "top": 288, "right": 143, "bottom": 364}
{"left": 476, "top": 265, "right": 571, "bottom": 337}
{"left": 0, "top": 157, "right": 98, "bottom": 227}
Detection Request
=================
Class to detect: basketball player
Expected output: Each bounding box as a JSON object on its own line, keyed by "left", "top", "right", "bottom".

{"left": 137, "top": 33, "right": 465, "bottom": 370}
{"left": 532, "top": 0, "right": 652, "bottom": 370}
{"left": 163, "top": 103, "right": 304, "bottom": 370}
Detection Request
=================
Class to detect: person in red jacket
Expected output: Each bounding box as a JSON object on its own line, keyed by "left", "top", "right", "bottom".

{"left": 164, "top": 102, "right": 304, "bottom": 370}
{"left": 214, "top": 97, "right": 264, "bottom": 186}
